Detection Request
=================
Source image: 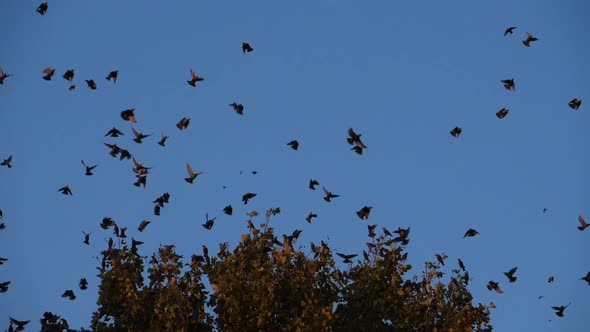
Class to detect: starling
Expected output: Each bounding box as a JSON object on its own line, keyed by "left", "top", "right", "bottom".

{"left": 463, "top": 228, "right": 479, "bottom": 238}
{"left": 158, "top": 133, "right": 169, "bottom": 146}
{"left": 185, "top": 163, "right": 202, "bottom": 183}
{"left": 36, "top": 2, "right": 48, "bottom": 15}
{"left": 131, "top": 126, "right": 150, "bottom": 143}
{"left": 504, "top": 267, "right": 518, "bottom": 283}
{"left": 496, "top": 108, "right": 509, "bottom": 119}
{"left": 242, "top": 42, "right": 254, "bottom": 53}
{"left": 79, "top": 278, "right": 88, "bottom": 290}
{"left": 322, "top": 186, "right": 340, "bottom": 202}
{"left": 61, "top": 290, "right": 76, "bottom": 300}
{"left": 86, "top": 79, "right": 97, "bottom": 89}
{"left": 450, "top": 127, "right": 462, "bottom": 137}
{"left": 487, "top": 281, "right": 503, "bottom": 293}
{"left": 242, "top": 192, "right": 257, "bottom": 204}
{"left": 81, "top": 160, "right": 97, "bottom": 176}
{"left": 187, "top": 69, "right": 204, "bottom": 87}
{"left": 501, "top": 79, "right": 515, "bottom": 91}
{"left": 309, "top": 179, "right": 319, "bottom": 190}
{"left": 336, "top": 253, "right": 358, "bottom": 264}
{"left": 106, "top": 70, "right": 118, "bottom": 83}
{"left": 58, "top": 185, "right": 73, "bottom": 196}
{"left": 0, "top": 155, "right": 12, "bottom": 168}
{"left": 121, "top": 108, "right": 137, "bottom": 123}
{"left": 0, "top": 68, "right": 11, "bottom": 84}
{"left": 42, "top": 67, "right": 55, "bottom": 80}
{"left": 223, "top": 205, "right": 233, "bottom": 215}
{"left": 230, "top": 102, "right": 244, "bottom": 115}
{"left": 504, "top": 26, "right": 516, "bottom": 36}
{"left": 105, "top": 127, "right": 124, "bottom": 137}
{"left": 579, "top": 215, "right": 589, "bottom": 231}
{"left": 522, "top": 32, "right": 538, "bottom": 47}
{"left": 176, "top": 117, "right": 191, "bottom": 130}
{"left": 287, "top": 140, "right": 299, "bottom": 151}
{"left": 63, "top": 69, "right": 75, "bottom": 82}
{"left": 569, "top": 98, "right": 582, "bottom": 110}
{"left": 356, "top": 206, "right": 372, "bottom": 220}
{"left": 138, "top": 220, "right": 151, "bottom": 232}
{"left": 306, "top": 212, "right": 317, "bottom": 223}
{"left": 551, "top": 304, "right": 570, "bottom": 317}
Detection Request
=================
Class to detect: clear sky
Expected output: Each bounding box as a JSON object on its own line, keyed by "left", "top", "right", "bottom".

{"left": 0, "top": 0, "right": 588, "bottom": 330}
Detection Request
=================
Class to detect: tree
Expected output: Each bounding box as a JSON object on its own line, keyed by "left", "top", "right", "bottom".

{"left": 33, "top": 208, "right": 493, "bottom": 331}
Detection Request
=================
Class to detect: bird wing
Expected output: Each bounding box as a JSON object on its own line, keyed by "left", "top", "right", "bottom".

{"left": 187, "top": 163, "right": 194, "bottom": 176}
{"left": 190, "top": 69, "right": 196, "bottom": 79}
{"left": 509, "top": 267, "right": 518, "bottom": 275}
{"left": 131, "top": 126, "right": 140, "bottom": 138}
{"left": 579, "top": 215, "right": 587, "bottom": 226}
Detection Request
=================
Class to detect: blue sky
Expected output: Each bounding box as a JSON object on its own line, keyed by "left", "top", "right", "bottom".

{"left": 0, "top": 0, "right": 588, "bottom": 330}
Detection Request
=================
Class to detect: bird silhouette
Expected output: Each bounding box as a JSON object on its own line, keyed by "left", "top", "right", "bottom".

{"left": 458, "top": 258, "right": 466, "bottom": 271}
{"left": 487, "top": 281, "right": 503, "bottom": 293}
{"left": 548, "top": 276, "right": 555, "bottom": 283}
{"left": 309, "top": 179, "right": 319, "bottom": 190}
{"left": 323, "top": 186, "right": 340, "bottom": 202}
{"left": 187, "top": 69, "right": 204, "bottom": 87}
{"left": 1, "top": 155, "right": 12, "bottom": 168}
{"left": 463, "top": 228, "right": 479, "bottom": 238}
{"left": 202, "top": 213, "right": 215, "bottom": 230}
{"left": 9, "top": 317, "right": 29, "bottom": 332}
{"left": 79, "top": 278, "right": 88, "bottom": 290}
{"left": 367, "top": 225, "right": 377, "bottom": 238}
{"left": 435, "top": 253, "right": 447, "bottom": 266}
{"left": 347, "top": 128, "right": 367, "bottom": 150}
{"left": 522, "top": 32, "right": 538, "bottom": 47}
{"left": 63, "top": 69, "right": 75, "bottom": 82}
{"left": 579, "top": 271, "right": 590, "bottom": 285}
{"left": 242, "top": 42, "right": 254, "bottom": 53}
{"left": 154, "top": 205, "right": 161, "bottom": 216}
{"left": 86, "top": 79, "right": 97, "bottom": 90}
{"left": 0, "top": 257, "right": 7, "bottom": 265}
{"left": 158, "top": 133, "right": 169, "bottom": 146}
{"left": 551, "top": 303, "right": 570, "bottom": 317}
{"left": 287, "top": 140, "right": 299, "bottom": 151}
{"left": 134, "top": 175, "right": 147, "bottom": 188}
{"left": 42, "top": 67, "right": 55, "bottom": 80}
{"left": 450, "top": 127, "right": 462, "bottom": 138}
{"left": 356, "top": 206, "right": 372, "bottom": 220}
{"left": 131, "top": 126, "right": 150, "bottom": 143}
{"left": 229, "top": 103, "right": 244, "bottom": 115}
{"left": 393, "top": 227, "right": 411, "bottom": 245}
{"left": 58, "top": 185, "right": 73, "bottom": 196}
{"left": 185, "top": 163, "right": 202, "bottom": 183}
{"left": 153, "top": 192, "right": 170, "bottom": 207}
{"left": 306, "top": 212, "right": 317, "bottom": 223}
{"left": 121, "top": 108, "right": 137, "bottom": 123}
{"left": 504, "top": 267, "right": 518, "bottom": 283}
{"left": 578, "top": 215, "right": 589, "bottom": 231}
{"left": 82, "top": 231, "right": 90, "bottom": 245}
{"left": 36, "top": 2, "right": 48, "bottom": 15}
{"left": 501, "top": 79, "right": 515, "bottom": 91}
{"left": 336, "top": 253, "right": 358, "bottom": 264}
{"left": 242, "top": 192, "right": 257, "bottom": 204}
{"left": 496, "top": 108, "right": 509, "bottom": 119}
{"left": 105, "top": 127, "right": 124, "bottom": 137}
{"left": 61, "top": 290, "right": 76, "bottom": 300}
{"left": 0, "top": 281, "right": 10, "bottom": 292}
{"left": 106, "top": 70, "right": 118, "bottom": 83}
{"left": 69, "top": 84, "right": 76, "bottom": 91}
{"left": 176, "top": 117, "right": 191, "bottom": 130}
{"left": 0, "top": 68, "right": 11, "bottom": 85}
{"left": 81, "top": 160, "right": 97, "bottom": 176}
{"left": 504, "top": 26, "right": 516, "bottom": 36}
{"left": 100, "top": 217, "right": 117, "bottom": 230}
{"left": 568, "top": 98, "right": 582, "bottom": 110}
{"left": 132, "top": 158, "right": 151, "bottom": 176}
{"left": 138, "top": 220, "right": 151, "bottom": 232}
{"left": 223, "top": 205, "right": 233, "bottom": 215}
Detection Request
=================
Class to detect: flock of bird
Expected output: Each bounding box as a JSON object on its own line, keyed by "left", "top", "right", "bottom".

{"left": 0, "top": 3, "right": 587, "bottom": 331}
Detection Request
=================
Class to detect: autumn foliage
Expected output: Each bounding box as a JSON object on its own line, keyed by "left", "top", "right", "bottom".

{"left": 41, "top": 209, "right": 492, "bottom": 331}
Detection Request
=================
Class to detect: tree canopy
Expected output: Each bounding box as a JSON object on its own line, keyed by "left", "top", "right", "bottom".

{"left": 32, "top": 209, "right": 492, "bottom": 332}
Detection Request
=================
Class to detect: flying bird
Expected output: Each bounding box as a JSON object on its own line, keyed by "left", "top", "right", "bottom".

{"left": 547, "top": 276, "right": 554, "bottom": 283}
{"left": 569, "top": 98, "right": 582, "bottom": 110}
{"left": 154, "top": 205, "right": 161, "bottom": 216}
{"left": 134, "top": 175, "right": 147, "bottom": 188}
{"left": 551, "top": 303, "right": 570, "bottom": 317}
{"left": 579, "top": 215, "right": 589, "bottom": 231}
{"left": 1, "top": 155, "right": 12, "bottom": 168}
{"left": 106, "top": 70, "right": 118, "bottom": 83}
{"left": 105, "top": 127, "right": 124, "bottom": 137}
{"left": 287, "top": 140, "right": 299, "bottom": 151}
{"left": 223, "top": 205, "right": 233, "bottom": 215}
{"left": 230, "top": 102, "right": 244, "bottom": 115}
{"left": 458, "top": 258, "right": 466, "bottom": 271}
{"left": 61, "top": 290, "right": 76, "bottom": 300}
{"left": 435, "top": 253, "right": 447, "bottom": 266}
{"left": 81, "top": 160, "right": 97, "bottom": 176}
{"left": 202, "top": 213, "right": 215, "bottom": 230}
{"left": 36, "top": 2, "right": 48, "bottom": 15}
{"left": 82, "top": 231, "right": 90, "bottom": 245}
{"left": 158, "top": 133, "right": 169, "bottom": 146}
{"left": 131, "top": 126, "right": 150, "bottom": 143}
{"left": 347, "top": 128, "right": 367, "bottom": 147}
{"left": 176, "top": 117, "right": 191, "bottom": 130}
{"left": 504, "top": 26, "right": 516, "bottom": 36}
{"left": 42, "top": 67, "right": 55, "bottom": 80}
{"left": 58, "top": 185, "right": 73, "bottom": 196}
{"left": 69, "top": 84, "right": 76, "bottom": 91}
{"left": 323, "top": 186, "right": 340, "bottom": 202}
{"left": 0, "top": 257, "right": 6, "bottom": 265}
{"left": 121, "top": 108, "right": 137, "bottom": 123}
{"left": 242, "top": 192, "right": 257, "bottom": 204}
{"left": 463, "top": 228, "right": 479, "bottom": 238}
{"left": 393, "top": 227, "right": 411, "bottom": 245}
{"left": 309, "top": 179, "right": 319, "bottom": 190}
{"left": 9, "top": 317, "right": 29, "bottom": 331}
{"left": 501, "top": 79, "right": 515, "bottom": 91}
{"left": 0, "top": 68, "right": 11, "bottom": 85}
{"left": 242, "top": 42, "right": 254, "bottom": 53}
{"left": 487, "top": 281, "right": 503, "bottom": 293}
{"left": 504, "top": 267, "right": 518, "bottom": 283}
{"left": 496, "top": 108, "right": 509, "bottom": 119}
{"left": 132, "top": 158, "right": 151, "bottom": 176}
{"left": 153, "top": 192, "right": 170, "bottom": 207}
{"left": 306, "top": 212, "right": 317, "bottom": 223}
{"left": 579, "top": 271, "right": 590, "bottom": 285}
{"left": 522, "top": 32, "right": 538, "bottom": 47}
{"left": 138, "top": 220, "right": 151, "bottom": 232}
{"left": 356, "top": 206, "right": 372, "bottom": 220}
{"left": 336, "top": 253, "right": 358, "bottom": 264}
{"left": 187, "top": 69, "right": 204, "bottom": 87}
{"left": 85, "top": 79, "right": 97, "bottom": 90}
{"left": 185, "top": 163, "right": 202, "bottom": 183}
{"left": 0, "top": 281, "right": 10, "bottom": 292}
{"left": 63, "top": 69, "right": 75, "bottom": 82}
{"left": 79, "top": 278, "right": 88, "bottom": 290}
{"left": 450, "top": 127, "right": 462, "bottom": 138}
{"left": 367, "top": 224, "right": 377, "bottom": 238}
{"left": 100, "top": 217, "right": 117, "bottom": 230}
